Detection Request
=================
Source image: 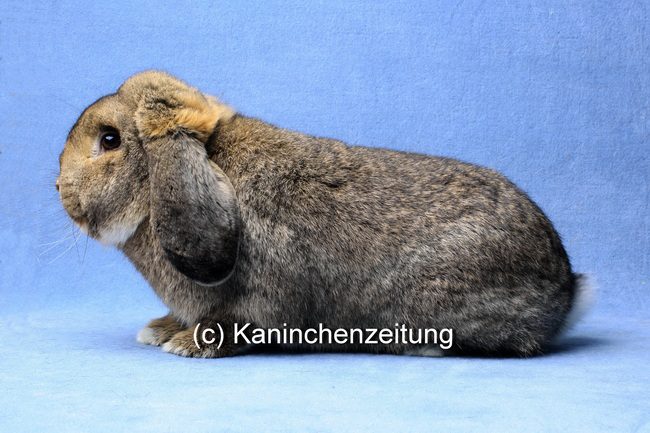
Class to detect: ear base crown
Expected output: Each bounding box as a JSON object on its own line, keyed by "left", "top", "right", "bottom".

{"left": 122, "top": 71, "right": 235, "bottom": 142}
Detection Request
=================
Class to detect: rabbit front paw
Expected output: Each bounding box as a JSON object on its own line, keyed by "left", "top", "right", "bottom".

{"left": 161, "top": 326, "right": 245, "bottom": 358}
{"left": 137, "top": 314, "right": 185, "bottom": 346}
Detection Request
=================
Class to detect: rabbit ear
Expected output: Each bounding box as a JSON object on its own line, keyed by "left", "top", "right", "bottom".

{"left": 145, "top": 131, "right": 240, "bottom": 285}
{"left": 126, "top": 71, "right": 234, "bottom": 143}
{"left": 129, "top": 73, "right": 240, "bottom": 285}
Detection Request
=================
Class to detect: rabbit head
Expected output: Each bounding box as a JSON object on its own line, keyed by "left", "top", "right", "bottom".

{"left": 57, "top": 71, "right": 235, "bottom": 251}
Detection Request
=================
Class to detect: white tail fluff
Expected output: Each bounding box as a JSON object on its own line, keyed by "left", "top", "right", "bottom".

{"left": 562, "top": 273, "right": 595, "bottom": 333}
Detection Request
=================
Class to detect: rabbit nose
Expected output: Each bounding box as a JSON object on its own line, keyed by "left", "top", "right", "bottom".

{"left": 55, "top": 178, "right": 60, "bottom": 192}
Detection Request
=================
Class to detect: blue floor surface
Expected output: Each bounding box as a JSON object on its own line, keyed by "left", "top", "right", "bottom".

{"left": 0, "top": 304, "right": 647, "bottom": 433}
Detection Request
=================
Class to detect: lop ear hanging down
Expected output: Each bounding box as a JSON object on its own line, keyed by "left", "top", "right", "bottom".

{"left": 131, "top": 72, "right": 239, "bottom": 285}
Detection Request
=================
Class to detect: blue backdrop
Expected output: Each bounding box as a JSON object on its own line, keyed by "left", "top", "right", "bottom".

{"left": 0, "top": 1, "right": 648, "bottom": 432}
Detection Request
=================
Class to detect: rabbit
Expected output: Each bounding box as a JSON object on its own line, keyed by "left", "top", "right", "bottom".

{"left": 57, "top": 70, "right": 591, "bottom": 358}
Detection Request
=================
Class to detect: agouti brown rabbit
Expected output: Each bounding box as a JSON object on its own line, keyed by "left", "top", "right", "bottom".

{"left": 58, "top": 71, "right": 590, "bottom": 358}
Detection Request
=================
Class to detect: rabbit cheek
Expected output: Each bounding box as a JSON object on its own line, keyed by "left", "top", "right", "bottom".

{"left": 93, "top": 183, "right": 148, "bottom": 247}
{"left": 89, "top": 196, "right": 146, "bottom": 247}
{"left": 81, "top": 161, "right": 148, "bottom": 247}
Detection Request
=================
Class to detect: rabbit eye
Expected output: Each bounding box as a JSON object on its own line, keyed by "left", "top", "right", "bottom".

{"left": 99, "top": 129, "right": 121, "bottom": 151}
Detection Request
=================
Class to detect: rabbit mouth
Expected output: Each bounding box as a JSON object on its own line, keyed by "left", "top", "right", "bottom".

{"left": 71, "top": 216, "right": 89, "bottom": 234}
{"left": 71, "top": 215, "right": 86, "bottom": 225}
{"left": 60, "top": 201, "right": 88, "bottom": 231}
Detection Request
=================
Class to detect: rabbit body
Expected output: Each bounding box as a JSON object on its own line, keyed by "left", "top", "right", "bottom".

{"left": 59, "top": 71, "right": 578, "bottom": 357}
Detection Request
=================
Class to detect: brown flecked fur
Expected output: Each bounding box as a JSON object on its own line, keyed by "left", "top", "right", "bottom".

{"left": 58, "top": 71, "right": 584, "bottom": 358}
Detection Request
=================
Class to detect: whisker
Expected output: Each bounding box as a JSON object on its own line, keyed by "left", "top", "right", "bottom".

{"left": 38, "top": 239, "right": 73, "bottom": 257}
{"left": 81, "top": 232, "right": 89, "bottom": 266}
{"left": 46, "top": 237, "right": 78, "bottom": 264}
{"left": 72, "top": 223, "right": 82, "bottom": 261}
{"left": 38, "top": 234, "right": 75, "bottom": 247}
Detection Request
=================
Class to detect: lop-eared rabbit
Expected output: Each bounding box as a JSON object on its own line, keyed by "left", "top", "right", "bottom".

{"left": 58, "top": 71, "right": 590, "bottom": 358}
